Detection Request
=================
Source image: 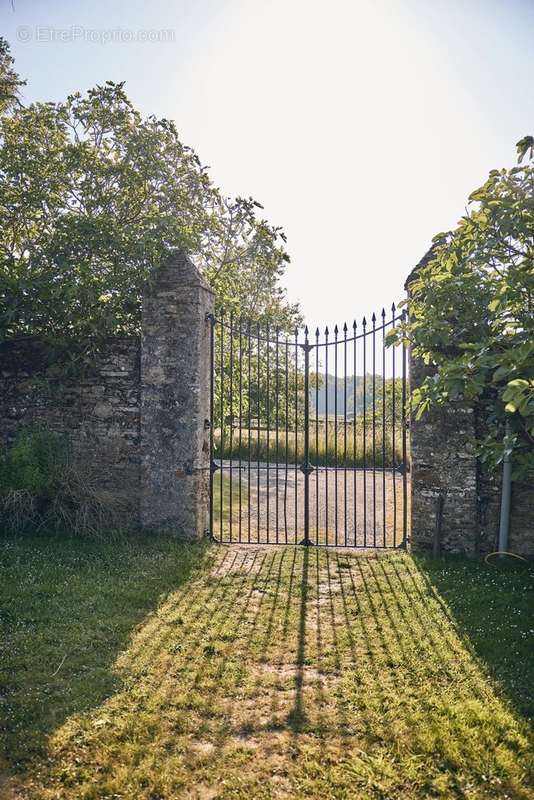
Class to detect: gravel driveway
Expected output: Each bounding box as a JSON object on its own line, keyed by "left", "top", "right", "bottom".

{"left": 215, "top": 461, "right": 408, "bottom": 548}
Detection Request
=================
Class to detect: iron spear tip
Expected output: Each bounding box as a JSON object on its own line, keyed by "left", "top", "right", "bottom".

{"left": 343, "top": 322, "right": 348, "bottom": 333}
{"left": 371, "top": 312, "right": 376, "bottom": 323}
{"left": 391, "top": 302, "right": 396, "bottom": 312}
{"left": 334, "top": 324, "right": 339, "bottom": 335}
{"left": 352, "top": 319, "right": 357, "bottom": 329}
{"left": 315, "top": 327, "right": 320, "bottom": 337}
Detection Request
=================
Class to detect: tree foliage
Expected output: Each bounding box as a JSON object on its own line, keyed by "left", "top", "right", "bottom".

{"left": 390, "top": 137, "right": 534, "bottom": 478}
{"left": 0, "top": 36, "right": 25, "bottom": 114}
{"left": 0, "top": 40, "right": 299, "bottom": 367}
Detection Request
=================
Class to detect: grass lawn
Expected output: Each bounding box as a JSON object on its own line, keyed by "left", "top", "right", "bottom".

{"left": 1, "top": 536, "right": 533, "bottom": 799}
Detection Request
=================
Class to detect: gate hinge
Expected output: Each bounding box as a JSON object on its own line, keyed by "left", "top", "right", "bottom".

{"left": 210, "top": 460, "right": 220, "bottom": 473}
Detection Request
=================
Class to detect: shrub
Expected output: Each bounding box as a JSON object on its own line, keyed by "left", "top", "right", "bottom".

{"left": 0, "top": 428, "right": 128, "bottom": 536}
{"left": 390, "top": 136, "right": 534, "bottom": 479}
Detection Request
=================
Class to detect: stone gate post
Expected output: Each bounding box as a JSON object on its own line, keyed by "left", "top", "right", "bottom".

{"left": 140, "top": 252, "right": 214, "bottom": 536}
{"left": 407, "top": 252, "right": 478, "bottom": 554}
{"left": 408, "top": 358, "right": 478, "bottom": 553}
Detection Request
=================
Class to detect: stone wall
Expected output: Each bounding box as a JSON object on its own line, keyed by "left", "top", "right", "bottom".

{"left": 410, "top": 366, "right": 534, "bottom": 556}
{"left": 475, "top": 408, "right": 534, "bottom": 557}
{"left": 0, "top": 253, "right": 214, "bottom": 536}
{"left": 0, "top": 337, "right": 141, "bottom": 522}
{"left": 409, "top": 357, "right": 479, "bottom": 554}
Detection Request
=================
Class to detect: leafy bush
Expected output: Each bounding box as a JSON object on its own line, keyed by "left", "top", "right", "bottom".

{"left": 0, "top": 427, "right": 66, "bottom": 497}
{"left": 390, "top": 136, "right": 534, "bottom": 479}
{"left": 0, "top": 428, "right": 128, "bottom": 535}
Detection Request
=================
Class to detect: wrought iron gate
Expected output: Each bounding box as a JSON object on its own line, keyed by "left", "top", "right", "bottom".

{"left": 207, "top": 309, "right": 408, "bottom": 548}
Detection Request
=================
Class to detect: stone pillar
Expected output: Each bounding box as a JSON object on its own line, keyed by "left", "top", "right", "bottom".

{"left": 140, "top": 252, "right": 214, "bottom": 536}
{"left": 409, "top": 357, "right": 478, "bottom": 553}
{"left": 406, "top": 250, "right": 478, "bottom": 554}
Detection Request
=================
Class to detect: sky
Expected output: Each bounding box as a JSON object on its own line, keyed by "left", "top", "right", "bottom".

{"left": 2, "top": 0, "right": 534, "bottom": 332}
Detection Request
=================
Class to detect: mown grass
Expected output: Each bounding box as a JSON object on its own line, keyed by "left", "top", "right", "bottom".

{"left": 1, "top": 536, "right": 533, "bottom": 799}
{"left": 216, "top": 422, "right": 403, "bottom": 468}
{"left": 0, "top": 534, "right": 204, "bottom": 777}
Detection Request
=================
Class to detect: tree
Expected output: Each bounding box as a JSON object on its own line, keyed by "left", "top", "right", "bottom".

{"left": 0, "top": 40, "right": 299, "bottom": 368}
{"left": 0, "top": 37, "right": 25, "bottom": 114}
{"left": 390, "top": 137, "right": 534, "bottom": 478}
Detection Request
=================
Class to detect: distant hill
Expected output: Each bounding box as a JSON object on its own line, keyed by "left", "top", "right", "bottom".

{"left": 311, "top": 373, "right": 377, "bottom": 416}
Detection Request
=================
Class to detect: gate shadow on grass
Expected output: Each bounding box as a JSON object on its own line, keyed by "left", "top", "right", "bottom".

{"left": 8, "top": 543, "right": 534, "bottom": 799}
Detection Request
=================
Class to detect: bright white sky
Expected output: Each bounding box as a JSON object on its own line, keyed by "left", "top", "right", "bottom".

{"left": 3, "top": 0, "right": 534, "bottom": 331}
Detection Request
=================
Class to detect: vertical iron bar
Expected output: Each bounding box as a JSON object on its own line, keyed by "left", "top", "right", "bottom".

{"left": 391, "top": 304, "right": 397, "bottom": 548}
{"left": 362, "top": 317, "right": 367, "bottom": 547}
{"left": 285, "top": 337, "right": 289, "bottom": 544}
{"left": 315, "top": 328, "right": 319, "bottom": 544}
{"left": 343, "top": 323, "right": 348, "bottom": 546}
{"left": 257, "top": 322, "right": 261, "bottom": 543}
{"left": 324, "top": 327, "right": 329, "bottom": 546}
{"left": 220, "top": 312, "right": 224, "bottom": 541}
{"left": 229, "top": 312, "right": 234, "bottom": 542}
{"left": 247, "top": 321, "right": 252, "bottom": 544}
{"left": 381, "top": 308, "right": 386, "bottom": 548}
{"left": 294, "top": 328, "right": 298, "bottom": 544}
{"left": 372, "top": 312, "right": 376, "bottom": 547}
{"left": 334, "top": 325, "right": 338, "bottom": 546}
{"left": 275, "top": 329, "right": 280, "bottom": 544}
{"left": 266, "top": 323, "right": 270, "bottom": 544}
{"left": 402, "top": 309, "right": 408, "bottom": 545}
{"left": 353, "top": 320, "right": 357, "bottom": 546}
{"left": 208, "top": 314, "right": 215, "bottom": 541}
{"left": 238, "top": 318, "right": 243, "bottom": 543}
{"left": 303, "top": 327, "right": 310, "bottom": 546}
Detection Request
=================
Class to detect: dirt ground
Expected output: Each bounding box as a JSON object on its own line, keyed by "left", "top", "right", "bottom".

{"left": 215, "top": 462, "right": 408, "bottom": 548}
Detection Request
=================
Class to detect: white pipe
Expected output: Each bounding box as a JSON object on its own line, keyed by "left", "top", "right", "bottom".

{"left": 498, "top": 419, "right": 513, "bottom": 553}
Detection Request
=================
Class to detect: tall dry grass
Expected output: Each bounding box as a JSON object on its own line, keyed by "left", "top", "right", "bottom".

{"left": 215, "top": 418, "right": 403, "bottom": 468}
